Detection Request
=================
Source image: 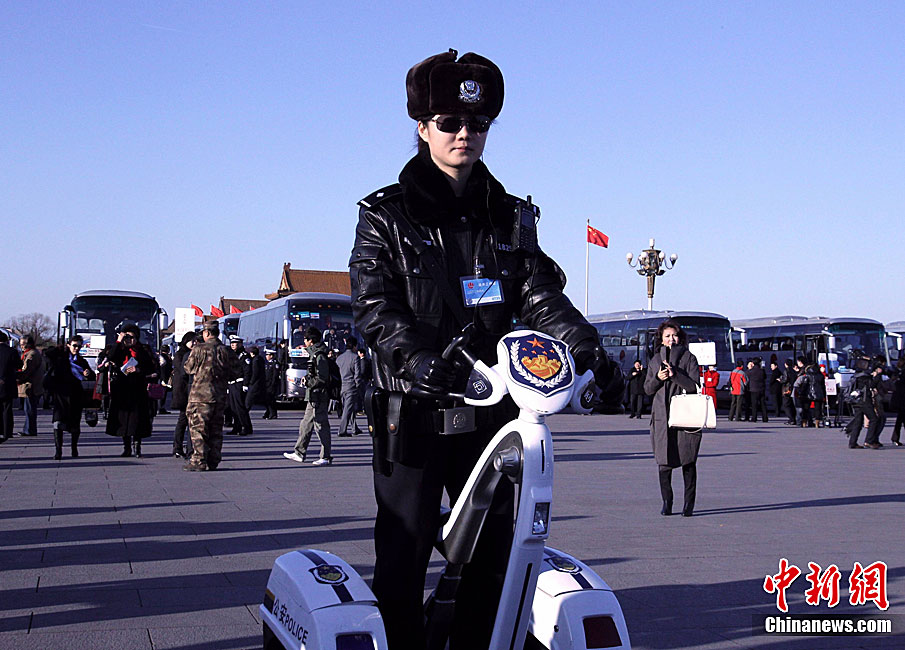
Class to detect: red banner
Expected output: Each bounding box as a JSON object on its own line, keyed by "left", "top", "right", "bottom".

{"left": 211, "top": 306, "right": 225, "bottom": 318}
{"left": 230, "top": 305, "right": 242, "bottom": 314}
{"left": 191, "top": 304, "right": 203, "bottom": 317}
{"left": 587, "top": 224, "right": 609, "bottom": 248}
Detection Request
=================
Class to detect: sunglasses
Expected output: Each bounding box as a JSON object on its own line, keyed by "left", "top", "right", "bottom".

{"left": 430, "top": 115, "right": 492, "bottom": 134}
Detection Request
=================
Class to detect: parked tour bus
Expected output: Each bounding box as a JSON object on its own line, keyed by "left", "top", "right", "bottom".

{"left": 217, "top": 313, "right": 241, "bottom": 344}
{"left": 730, "top": 316, "right": 891, "bottom": 396}
{"left": 587, "top": 310, "right": 735, "bottom": 402}
{"left": 237, "top": 292, "right": 357, "bottom": 403}
{"left": 57, "top": 290, "right": 168, "bottom": 371}
{"left": 885, "top": 321, "right": 904, "bottom": 362}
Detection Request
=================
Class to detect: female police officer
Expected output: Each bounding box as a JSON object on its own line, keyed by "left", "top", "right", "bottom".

{"left": 349, "top": 49, "right": 622, "bottom": 649}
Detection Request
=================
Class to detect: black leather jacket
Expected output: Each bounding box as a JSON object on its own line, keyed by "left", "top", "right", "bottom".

{"left": 349, "top": 151, "right": 601, "bottom": 394}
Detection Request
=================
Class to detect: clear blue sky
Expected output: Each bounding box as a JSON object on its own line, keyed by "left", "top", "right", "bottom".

{"left": 2, "top": 1, "right": 903, "bottom": 327}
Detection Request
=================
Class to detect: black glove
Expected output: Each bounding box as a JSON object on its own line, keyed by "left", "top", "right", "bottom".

{"left": 406, "top": 350, "right": 456, "bottom": 398}
{"left": 589, "top": 348, "right": 625, "bottom": 414}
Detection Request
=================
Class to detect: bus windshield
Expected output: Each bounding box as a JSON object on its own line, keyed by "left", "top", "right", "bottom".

{"left": 288, "top": 302, "right": 355, "bottom": 358}
{"left": 677, "top": 318, "right": 732, "bottom": 367}
{"left": 223, "top": 318, "right": 239, "bottom": 336}
{"left": 827, "top": 323, "right": 885, "bottom": 366}
{"left": 71, "top": 295, "right": 159, "bottom": 347}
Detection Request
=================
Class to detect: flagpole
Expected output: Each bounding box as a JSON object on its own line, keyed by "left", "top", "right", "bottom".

{"left": 585, "top": 219, "right": 590, "bottom": 316}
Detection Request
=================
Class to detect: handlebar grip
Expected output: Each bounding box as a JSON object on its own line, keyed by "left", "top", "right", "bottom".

{"left": 441, "top": 325, "right": 478, "bottom": 368}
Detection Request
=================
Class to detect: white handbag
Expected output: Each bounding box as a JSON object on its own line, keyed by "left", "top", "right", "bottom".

{"left": 668, "top": 392, "right": 717, "bottom": 431}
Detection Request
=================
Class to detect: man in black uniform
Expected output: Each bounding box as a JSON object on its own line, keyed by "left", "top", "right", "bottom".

{"left": 349, "top": 50, "right": 623, "bottom": 650}
{"left": 226, "top": 336, "right": 253, "bottom": 436}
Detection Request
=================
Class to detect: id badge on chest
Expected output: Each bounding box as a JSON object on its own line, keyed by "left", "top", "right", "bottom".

{"left": 460, "top": 275, "right": 504, "bottom": 307}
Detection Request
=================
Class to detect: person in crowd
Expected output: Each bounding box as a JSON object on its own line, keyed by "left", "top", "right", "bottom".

{"left": 628, "top": 360, "right": 646, "bottom": 418}
{"left": 746, "top": 357, "right": 768, "bottom": 423}
{"left": 263, "top": 349, "right": 281, "bottom": 419}
{"left": 16, "top": 336, "right": 45, "bottom": 437}
{"left": 283, "top": 326, "right": 332, "bottom": 466}
{"left": 780, "top": 358, "right": 798, "bottom": 424}
{"left": 806, "top": 363, "right": 827, "bottom": 427}
{"left": 644, "top": 320, "right": 701, "bottom": 518}
{"left": 888, "top": 357, "right": 904, "bottom": 446}
{"left": 323, "top": 327, "right": 338, "bottom": 354}
{"left": 169, "top": 331, "right": 196, "bottom": 458}
{"left": 728, "top": 360, "right": 747, "bottom": 421}
{"left": 226, "top": 336, "right": 253, "bottom": 436}
{"left": 105, "top": 324, "right": 155, "bottom": 457}
{"left": 44, "top": 335, "right": 94, "bottom": 459}
{"left": 0, "top": 331, "right": 24, "bottom": 444}
{"left": 846, "top": 362, "right": 886, "bottom": 449}
{"left": 183, "top": 322, "right": 242, "bottom": 471}
{"left": 348, "top": 49, "right": 623, "bottom": 650}
{"left": 768, "top": 361, "right": 783, "bottom": 417}
{"left": 792, "top": 364, "right": 812, "bottom": 427}
{"left": 243, "top": 345, "right": 265, "bottom": 425}
{"left": 740, "top": 360, "right": 756, "bottom": 420}
{"left": 156, "top": 345, "right": 173, "bottom": 414}
{"left": 702, "top": 365, "right": 719, "bottom": 412}
{"left": 337, "top": 336, "right": 364, "bottom": 436}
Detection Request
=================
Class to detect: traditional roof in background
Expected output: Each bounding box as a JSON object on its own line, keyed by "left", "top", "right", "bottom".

{"left": 218, "top": 297, "right": 270, "bottom": 314}
{"left": 264, "top": 263, "right": 351, "bottom": 299}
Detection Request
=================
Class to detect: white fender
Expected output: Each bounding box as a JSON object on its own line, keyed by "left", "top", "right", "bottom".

{"left": 260, "top": 550, "right": 387, "bottom": 649}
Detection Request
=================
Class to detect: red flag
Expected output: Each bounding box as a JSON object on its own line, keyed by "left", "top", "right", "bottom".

{"left": 587, "top": 224, "right": 609, "bottom": 248}
{"left": 191, "top": 304, "right": 203, "bottom": 317}
{"left": 230, "top": 305, "right": 242, "bottom": 314}
{"left": 211, "top": 305, "right": 225, "bottom": 318}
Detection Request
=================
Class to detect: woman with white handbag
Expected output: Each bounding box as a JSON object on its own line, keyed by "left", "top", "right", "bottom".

{"left": 644, "top": 319, "right": 702, "bottom": 517}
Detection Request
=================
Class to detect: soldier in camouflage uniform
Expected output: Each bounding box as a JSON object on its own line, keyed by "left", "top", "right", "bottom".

{"left": 183, "top": 323, "right": 242, "bottom": 471}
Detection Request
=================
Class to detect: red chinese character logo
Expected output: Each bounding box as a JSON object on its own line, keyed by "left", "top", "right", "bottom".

{"left": 849, "top": 561, "right": 889, "bottom": 610}
{"left": 764, "top": 558, "right": 801, "bottom": 612}
{"left": 804, "top": 562, "right": 841, "bottom": 607}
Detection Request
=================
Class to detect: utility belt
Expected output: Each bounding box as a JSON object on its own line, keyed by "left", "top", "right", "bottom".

{"left": 364, "top": 386, "right": 483, "bottom": 475}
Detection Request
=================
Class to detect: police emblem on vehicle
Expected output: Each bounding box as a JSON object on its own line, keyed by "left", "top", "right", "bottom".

{"left": 546, "top": 555, "right": 581, "bottom": 574}
{"left": 310, "top": 564, "right": 348, "bottom": 585}
{"left": 504, "top": 332, "right": 573, "bottom": 396}
{"left": 458, "top": 80, "right": 482, "bottom": 103}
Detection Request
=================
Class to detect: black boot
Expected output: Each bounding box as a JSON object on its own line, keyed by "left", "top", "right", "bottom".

{"left": 120, "top": 436, "right": 132, "bottom": 457}
{"left": 682, "top": 463, "right": 697, "bottom": 517}
{"left": 658, "top": 465, "right": 673, "bottom": 516}
{"left": 71, "top": 430, "right": 80, "bottom": 458}
{"left": 53, "top": 429, "right": 64, "bottom": 461}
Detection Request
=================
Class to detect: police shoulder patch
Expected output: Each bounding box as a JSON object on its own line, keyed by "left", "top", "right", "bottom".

{"left": 358, "top": 184, "right": 403, "bottom": 209}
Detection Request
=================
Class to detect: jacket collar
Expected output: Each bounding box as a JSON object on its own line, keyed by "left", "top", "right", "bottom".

{"left": 659, "top": 344, "right": 687, "bottom": 362}
{"left": 398, "top": 150, "right": 508, "bottom": 224}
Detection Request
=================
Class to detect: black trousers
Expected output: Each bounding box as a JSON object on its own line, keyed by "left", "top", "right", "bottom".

{"left": 629, "top": 394, "right": 643, "bottom": 417}
{"left": 729, "top": 394, "right": 744, "bottom": 420}
{"left": 892, "top": 410, "right": 904, "bottom": 443}
{"left": 658, "top": 463, "right": 697, "bottom": 511}
{"left": 173, "top": 409, "right": 189, "bottom": 451}
{"left": 749, "top": 391, "right": 768, "bottom": 422}
{"left": 846, "top": 403, "right": 878, "bottom": 446}
{"left": 372, "top": 406, "right": 515, "bottom": 650}
{"left": 227, "top": 385, "right": 252, "bottom": 435}
{"left": 770, "top": 387, "right": 783, "bottom": 417}
{"left": 782, "top": 394, "right": 796, "bottom": 423}
{"left": 0, "top": 398, "right": 14, "bottom": 440}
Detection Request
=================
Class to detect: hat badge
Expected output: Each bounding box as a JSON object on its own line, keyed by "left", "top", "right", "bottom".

{"left": 458, "top": 79, "right": 482, "bottom": 104}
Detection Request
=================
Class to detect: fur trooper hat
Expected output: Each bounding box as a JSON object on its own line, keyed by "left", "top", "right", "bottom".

{"left": 406, "top": 49, "right": 504, "bottom": 120}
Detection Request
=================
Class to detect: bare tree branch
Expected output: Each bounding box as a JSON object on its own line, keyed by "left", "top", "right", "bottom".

{"left": 2, "top": 312, "right": 56, "bottom": 346}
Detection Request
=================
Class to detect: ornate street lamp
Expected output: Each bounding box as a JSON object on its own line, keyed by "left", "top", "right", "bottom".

{"left": 626, "top": 238, "right": 678, "bottom": 310}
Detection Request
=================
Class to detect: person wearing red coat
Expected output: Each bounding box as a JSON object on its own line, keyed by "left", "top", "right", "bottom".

{"left": 703, "top": 366, "right": 720, "bottom": 406}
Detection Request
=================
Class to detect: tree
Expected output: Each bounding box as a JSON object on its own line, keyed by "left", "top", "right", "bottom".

{"left": 3, "top": 312, "right": 55, "bottom": 347}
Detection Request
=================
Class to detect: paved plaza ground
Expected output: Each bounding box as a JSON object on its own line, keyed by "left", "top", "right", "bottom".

{"left": 1, "top": 406, "right": 902, "bottom": 649}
